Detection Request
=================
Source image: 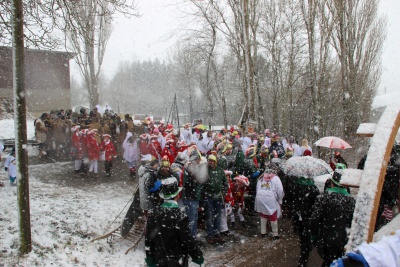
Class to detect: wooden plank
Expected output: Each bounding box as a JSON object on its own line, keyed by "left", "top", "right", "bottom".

{"left": 90, "top": 226, "right": 120, "bottom": 242}
{"left": 346, "top": 104, "right": 400, "bottom": 251}
{"left": 340, "top": 169, "right": 362, "bottom": 188}
{"left": 356, "top": 123, "right": 376, "bottom": 137}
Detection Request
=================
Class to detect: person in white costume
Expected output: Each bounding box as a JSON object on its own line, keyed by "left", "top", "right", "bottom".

{"left": 254, "top": 168, "right": 284, "bottom": 239}
{"left": 197, "top": 131, "right": 215, "bottom": 155}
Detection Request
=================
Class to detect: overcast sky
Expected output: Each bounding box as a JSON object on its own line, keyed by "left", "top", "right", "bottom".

{"left": 93, "top": 0, "right": 400, "bottom": 95}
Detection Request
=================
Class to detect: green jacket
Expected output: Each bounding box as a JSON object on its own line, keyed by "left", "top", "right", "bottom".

{"left": 235, "top": 150, "right": 245, "bottom": 175}
{"left": 204, "top": 165, "right": 228, "bottom": 198}
{"left": 217, "top": 155, "right": 228, "bottom": 170}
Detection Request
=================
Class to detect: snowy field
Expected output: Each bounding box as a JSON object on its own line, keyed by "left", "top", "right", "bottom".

{"left": 0, "top": 161, "right": 147, "bottom": 267}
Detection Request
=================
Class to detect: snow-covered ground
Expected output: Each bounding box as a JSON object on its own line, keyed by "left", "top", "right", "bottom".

{"left": 0, "top": 161, "right": 147, "bottom": 267}
{"left": 0, "top": 119, "right": 35, "bottom": 141}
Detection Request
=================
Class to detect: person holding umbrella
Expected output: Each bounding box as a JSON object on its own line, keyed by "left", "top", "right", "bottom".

{"left": 285, "top": 173, "right": 320, "bottom": 267}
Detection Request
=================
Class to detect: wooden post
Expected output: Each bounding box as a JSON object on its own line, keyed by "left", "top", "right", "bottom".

{"left": 12, "top": 0, "right": 32, "bottom": 254}
{"left": 346, "top": 105, "right": 400, "bottom": 250}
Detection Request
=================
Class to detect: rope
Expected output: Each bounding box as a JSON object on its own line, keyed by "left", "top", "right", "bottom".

{"left": 102, "top": 188, "right": 136, "bottom": 234}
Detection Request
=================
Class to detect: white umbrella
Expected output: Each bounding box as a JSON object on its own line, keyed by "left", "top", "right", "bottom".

{"left": 282, "top": 156, "right": 333, "bottom": 178}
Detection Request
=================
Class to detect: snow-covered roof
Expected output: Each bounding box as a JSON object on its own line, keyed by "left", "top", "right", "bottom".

{"left": 372, "top": 91, "right": 400, "bottom": 110}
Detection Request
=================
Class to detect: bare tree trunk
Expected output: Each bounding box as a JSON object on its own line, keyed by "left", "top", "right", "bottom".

{"left": 12, "top": 0, "right": 32, "bottom": 254}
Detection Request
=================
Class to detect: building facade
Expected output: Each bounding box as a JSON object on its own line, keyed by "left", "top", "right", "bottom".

{"left": 0, "top": 46, "right": 73, "bottom": 113}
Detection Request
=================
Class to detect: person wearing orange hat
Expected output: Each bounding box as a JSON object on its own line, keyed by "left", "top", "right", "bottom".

{"left": 203, "top": 155, "right": 228, "bottom": 244}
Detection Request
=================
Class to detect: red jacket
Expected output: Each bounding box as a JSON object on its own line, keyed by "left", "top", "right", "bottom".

{"left": 162, "top": 145, "right": 178, "bottom": 164}
{"left": 233, "top": 182, "right": 246, "bottom": 208}
{"left": 87, "top": 135, "right": 100, "bottom": 160}
{"left": 139, "top": 140, "right": 149, "bottom": 155}
{"left": 148, "top": 140, "right": 162, "bottom": 160}
{"left": 71, "top": 132, "right": 83, "bottom": 158}
{"left": 224, "top": 176, "right": 235, "bottom": 206}
{"left": 100, "top": 140, "right": 117, "bottom": 161}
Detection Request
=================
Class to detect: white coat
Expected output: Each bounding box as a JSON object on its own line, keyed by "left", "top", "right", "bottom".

{"left": 254, "top": 175, "right": 284, "bottom": 216}
{"left": 197, "top": 132, "right": 215, "bottom": 154}
{"left": 123, "top": 132, "right": 139, "bottom": 163}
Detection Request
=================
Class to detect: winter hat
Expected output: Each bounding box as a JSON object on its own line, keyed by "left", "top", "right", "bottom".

{"left": 335, "top": 163, "right": 347, "bottom": 170}
{"left": 268, "top": 158, "right": 282, "bottom": 172}
{"left": 260, "top": 145, "right": 269, "bottom": 154}
{"left": 153, "top": 128, "right": 160, "bottom": 134}
{"left": 141, "top": 118, "right": 151, "bottom": 125}
{"left": 217, "top": 143, "right": 227, "bottom": 154}
{"left": 271, "top": 134, "right": 280, "bottom": 143}
{"left": 88, "top": 129, "right": 97, "bottom": 135}
{"left": 208, "top": 154, "right": 217, "bottom": 163}
{"left": 232, "top": 131, "right": 238, "bottom": 136}
{"left": 303, "top": 149, "right": 312, "bottom": 157}
{"left": 232, "top": 138, "right": 243, "bottom": 147}
{"left": 285, "top": 147, "right": 294, "bottom": 158}
{"left": 71, "top": 125, "right": 81, "bottom": 132}
{"left": 183, "top": 123, "right": 190, "bottom": 129}
{"left": 224, "top": 170, "right": 233, "bottom": 176}
{"left": 330, "top": 171, "right": 342, "bottom": 187}
{"left": 245, "top": 147, "right": 256, "bottom": 158}
{"left": 170, "top": 163, "right": 182, "bottom": 173}
{"left": 140, "top": 133, "right": 149, "bottom": 140}
{"left": 166, "top": 138, "right": 174, "bottom": 145}
{"left": 174, "top": 152, "right": 188, "bottom": 165}
{"left": 234, "top": 175, "right": 250, "bottom": 186}
{"left": 149, "top": 156, "right": 159, "bottom": 166}
{"left": 103, "top": 134, "right": 111, "bottom": 139}
{"left": 161, "top": 156, "right": 170, "bottom": 168}
{"left": 159, "top": 177, "right": 183, "bottom": 200}
{"left": 188, "top": 149, "right": 201, "bottom": 162}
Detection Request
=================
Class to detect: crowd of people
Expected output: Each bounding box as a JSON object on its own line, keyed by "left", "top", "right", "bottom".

{"left": 2, "top": 106, "right": 399, "bottom": 267}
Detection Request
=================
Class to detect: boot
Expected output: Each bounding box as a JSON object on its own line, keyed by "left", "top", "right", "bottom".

{"left": 129, "top": 167, "right": 136, "bottom": 178}
{"left": 260, "top": 217, "right": 267, "bottom": 236}
{"left": 271, "top": 220, "right": 279, "bottom": 239}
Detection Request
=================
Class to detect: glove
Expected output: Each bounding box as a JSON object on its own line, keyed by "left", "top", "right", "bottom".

{"left": 4, "top": 167, "right": 7, "bottom": 171}
{"left": 149, "top": 180, "right": 162, "bottom": 192}
{"left": 192, "top": 255, "right": 204, "bottom": 265}
{"left": 145, "top": 257, "right": 156, "bottom": 267}
{"left": 251, "top": 171, "right": 260, "bottom": 178}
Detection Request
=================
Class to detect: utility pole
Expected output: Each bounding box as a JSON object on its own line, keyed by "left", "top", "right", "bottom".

{"left": 12, "top": 0, "right": 32, "bottom": 254}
